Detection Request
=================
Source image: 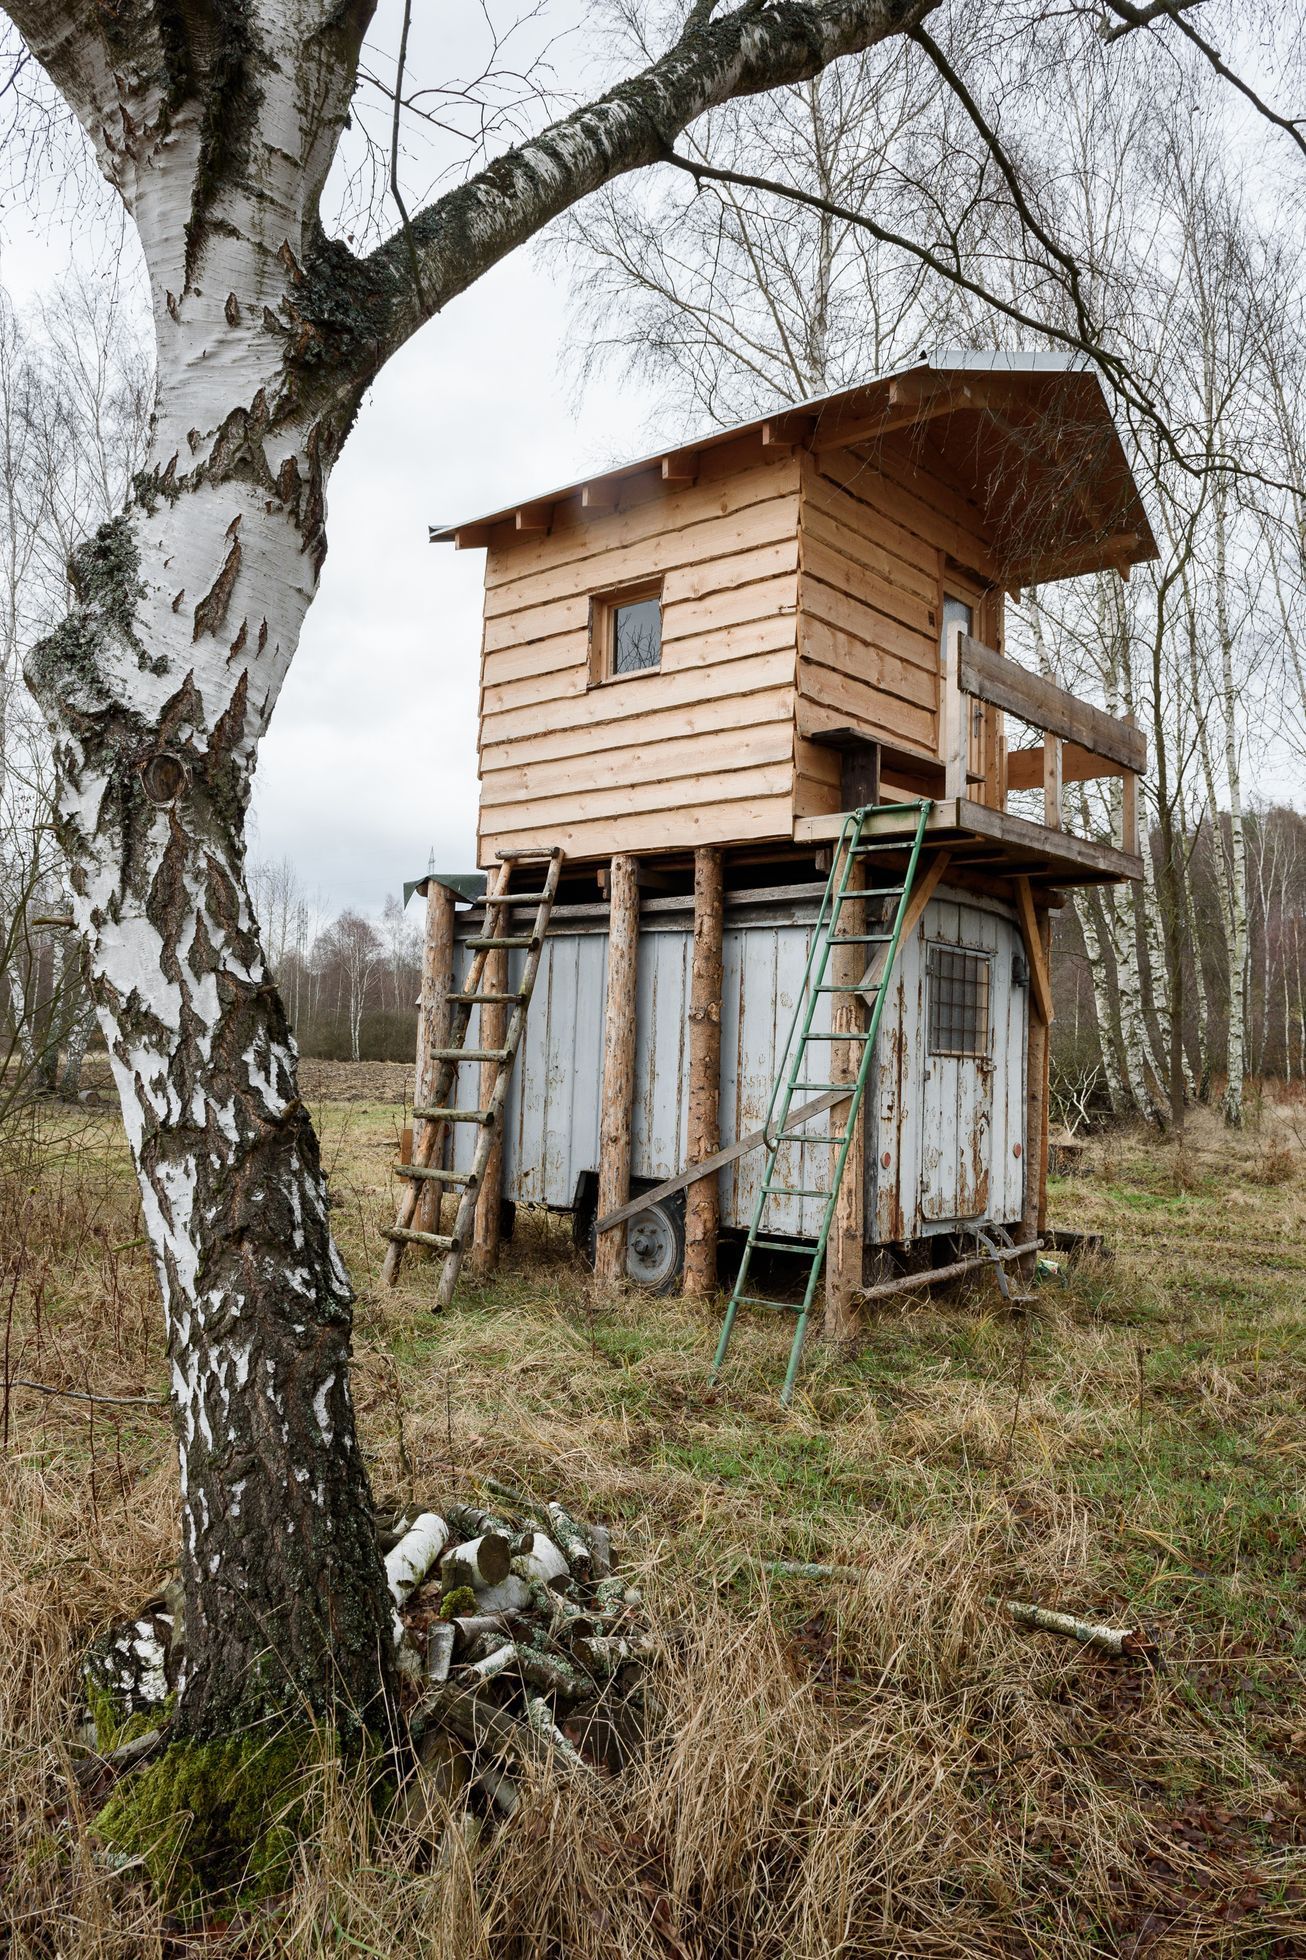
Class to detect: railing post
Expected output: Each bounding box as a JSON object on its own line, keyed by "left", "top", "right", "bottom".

{"left": 943, "top": 622, "right": 968, "bottom": 803}
{"left": 1042, "top": 731, "right": 1062, "bottom": 830}
{"left": 1120, "top": 713, "right": 1139, "bottom": 854}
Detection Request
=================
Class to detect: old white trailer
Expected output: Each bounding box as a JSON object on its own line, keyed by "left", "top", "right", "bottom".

{"left": 444, "top": 876, "right": 1029, "bottom": 1290}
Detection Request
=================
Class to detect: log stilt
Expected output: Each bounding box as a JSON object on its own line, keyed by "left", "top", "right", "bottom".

{"left": 825, "top": 841, "right": 866, "bottom": 1340}
{"left": 469, "top": 937, "right": 507, "bottom": 1274}
{"left": 414, "top": 879, "right": 456, "bottom": 1242}
{"left": 1021, "top": 902, "right": 1053, "bottom": 1254}
{"left": 594, "top": 855, "right": 640, "bottom": 1286}
{"left": 683, "top": 847, "right": 724, "bottom": 1298}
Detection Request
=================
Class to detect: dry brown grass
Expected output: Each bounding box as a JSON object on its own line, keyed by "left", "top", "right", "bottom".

{"left": 1, "top": 1081, "right": 1303, "bottom": 1956}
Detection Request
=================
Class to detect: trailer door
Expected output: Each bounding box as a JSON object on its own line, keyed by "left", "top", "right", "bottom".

{"left": 919, "top": 937, "right": 994, "bottom": 1222}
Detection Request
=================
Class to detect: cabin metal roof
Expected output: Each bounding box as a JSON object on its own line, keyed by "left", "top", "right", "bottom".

{"left": 429, "top": 348, "right": 1158, "bottom": 587}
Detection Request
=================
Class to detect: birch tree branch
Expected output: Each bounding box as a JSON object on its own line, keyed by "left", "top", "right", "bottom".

{"left": 358, "top": 0, "right": 942, "bottom": 363}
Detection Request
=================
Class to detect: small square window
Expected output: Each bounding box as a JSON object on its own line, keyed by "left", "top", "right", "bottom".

{"left": 927, "top": 944, "right": 991, "bottom": 1056}
{"left": 592, "top": 583, "right": 662, "bottom": 681}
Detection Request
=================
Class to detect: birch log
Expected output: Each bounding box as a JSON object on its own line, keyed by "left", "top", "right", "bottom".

{"left": 385, "top": 1514, "right": 452, "bottom": 1604}
{"left": 414, "top": 879, "right": 456, "bottom": 1240}
{"left": 595, "top": 856, "right": 640, "bottom": 1285}
{"left": 683, "top": 847, "right": 724, "bottom": 1298}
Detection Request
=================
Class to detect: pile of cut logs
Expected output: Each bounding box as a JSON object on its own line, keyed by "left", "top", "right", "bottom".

{"left": 82, "top": 1486, "right": 650, "bottom": 1824}
{"left": 382, "top": 1484, "right": 651, "bottom": 1815}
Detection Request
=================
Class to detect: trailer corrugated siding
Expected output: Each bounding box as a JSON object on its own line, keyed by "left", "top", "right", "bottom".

{"left": 452, "top": 884, "right": 1026, "bottom": 1240}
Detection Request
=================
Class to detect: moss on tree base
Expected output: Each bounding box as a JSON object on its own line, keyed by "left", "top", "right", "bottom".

{"left": 95, "top": 1731, "right": 312, "bottom": 1913}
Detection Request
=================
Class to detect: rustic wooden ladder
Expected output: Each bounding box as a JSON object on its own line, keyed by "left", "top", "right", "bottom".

{"left": 710, "top": 800, "right": 933, "bottom": 1406}
{"left": 382, "top": 845, "right": 565, "bottom": 1305}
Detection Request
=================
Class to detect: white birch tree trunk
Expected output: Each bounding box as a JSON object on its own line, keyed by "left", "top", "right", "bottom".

{"left": 1071, "top": 887, "right": 1129, "bottom": 1115}
{"left": 17, "top": 0, "right": 398, "bottom": 1739}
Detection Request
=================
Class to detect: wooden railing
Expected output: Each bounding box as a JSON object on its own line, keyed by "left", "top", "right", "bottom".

{"left": 943, "top": 629, "right": 1146, "bottom": 854}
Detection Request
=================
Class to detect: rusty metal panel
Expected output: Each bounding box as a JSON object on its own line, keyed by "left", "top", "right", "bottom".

{"left": 873, "top": 892, "right": 1027, "bottom": 1239}
{"left": 631, "top": 925, "right": 693, "bottom": 1180}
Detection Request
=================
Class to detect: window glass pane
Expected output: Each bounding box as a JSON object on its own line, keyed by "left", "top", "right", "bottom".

{"left": 612, "top": 595, "right": 661, "bottom": 674}
{"left": 926, "top": 945, "right": 991, "bottom": 1056}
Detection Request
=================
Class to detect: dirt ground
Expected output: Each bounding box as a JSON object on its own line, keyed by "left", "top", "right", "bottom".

{"left": 1, "top": 1068, "right": 1303, "bottom": 1955}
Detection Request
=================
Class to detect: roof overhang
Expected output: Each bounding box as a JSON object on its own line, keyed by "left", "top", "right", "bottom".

{"left": 430, "top": 349, "right": 1158, "bottom": 588}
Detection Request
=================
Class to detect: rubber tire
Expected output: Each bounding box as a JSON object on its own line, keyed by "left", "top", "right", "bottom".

{"left": 622, "top": 1198, "right": 686, "bottom": 1295}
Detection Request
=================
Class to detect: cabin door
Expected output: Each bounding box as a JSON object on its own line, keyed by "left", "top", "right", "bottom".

{"left": 918, "top": 932, "right": 994, "bottom": 1223}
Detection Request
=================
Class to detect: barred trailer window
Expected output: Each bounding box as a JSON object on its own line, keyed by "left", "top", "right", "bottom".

{"left": 926, "top": 945, "right": 991, "bottom": 1056}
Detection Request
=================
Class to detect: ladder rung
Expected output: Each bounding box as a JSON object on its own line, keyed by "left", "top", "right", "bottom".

{"left": 449, "top": 990, "right": 521, "bottom": 1005}
{"left": 791, "top": 1082, "right": 842, "bottom": 1093}
{"left": 481, "top": 892, "right": 545, "bottom": 906}
{"left": 429, "top": 1047, "right": 511, "bottom": 1063}
{"left": 412, "top": 1105, "right": 491, "bottom": 1123}
{"left": 829, "top": 933, "right": 893, "bottom": 944}
{"left": 497, "top": 846, "right": 558, "bottom": 859}
{"left": 800, "top": 1030, "right": 870, "bottom": 1040}
{"left": 736, "top": 1295, "right": 802, "bottom": 1313}
{"left": 762, "top": 1186, "right": 826, "bottom": 1197}
{"left": 812, "top": 982, "right": 877, "bottom": 994}
{"left": 394, "top": 1164, "right": 475, "bottom": 1185}
{"left": 385, "top": 1227, "right": 455, "bottom": 1250}
{"left": 752, "top": 1238, "right": 818, "bottom": 1255}
{"left": 466, "top": 935, "right": 534, "bottom": 950}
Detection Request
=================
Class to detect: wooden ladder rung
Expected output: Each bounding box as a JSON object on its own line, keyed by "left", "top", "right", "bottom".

{"left": 429, "top": 1046, "right": 511, "bottom": 1063}
{"left": 412, "top": 1105, "right": 492, "bottom": 1123}
{"left": 449, "top": 990, "right": 521, "bottom": 1006}
{"left": 481, "top": 892, "right": 543, "bottom": 905}
{"left": 466, "top": 934, "right": 534, "bottom": 950}
{"left": 394, "top": 1164, "right": 475, "bottom": 1185}
{"left": 385, "top": 1226, "right": 455, "bottom": 1250}
{"left": 497, "top": 846, "right": 557, "bottom": 859}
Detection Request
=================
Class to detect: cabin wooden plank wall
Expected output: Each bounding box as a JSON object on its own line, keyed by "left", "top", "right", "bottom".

{"left": 794, "top": 438, "right": 1005, "bottom": 821}
{"left": 477, "top": 436, "right": 803, "bottom": 863}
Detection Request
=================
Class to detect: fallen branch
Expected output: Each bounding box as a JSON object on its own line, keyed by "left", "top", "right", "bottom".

{"left": 766, "top": 1559, "right": 861, "bottom": 1582}
{"left": 1003, "top": 1598, "right": 1158, "bottom": 1660}
{"left": 7, "top": 1377, "right": 165, "bottom": 1408}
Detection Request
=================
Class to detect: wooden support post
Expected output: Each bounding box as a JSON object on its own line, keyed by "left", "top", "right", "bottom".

{"left": 942, "top": 622, "right": 968, "bottom": 800}
{"left": 1021, "top": 904, "right": 1054, "bottom": 1253}
{"left": 414, "top": 880, "right": 456, "bottom": 1242}
{"left": 594, "top": 855, "right": 640, "bottom": 1287}
{"left": 683, "top": 848, "right": 724, "bottom": 1298}
{"left": 1043, "top": 732, "right": 1063, "bottom": 830}
{"left": 1121, "top": 768, "right": 1139, "bottom": 857}
{"left": 469, "top": 940, "right": 507, "bottom": 1275}
{"left": 826, "top": 841, "right": 865, "bottom": 1341}
{"left": 1013, "top": 876, "right": 1054, "bottom": 1030}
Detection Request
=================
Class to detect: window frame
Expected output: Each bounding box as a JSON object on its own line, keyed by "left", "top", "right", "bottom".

{"left": 587, "top": 579, "right": 665, "bottom": 686}
{"left": 925, "top": 940, "right": 993, "bottom": 1059}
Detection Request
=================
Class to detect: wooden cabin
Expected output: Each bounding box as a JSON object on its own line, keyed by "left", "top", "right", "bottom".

{"left": 411, "top": 351, "right": 1154, "bottom": 1313}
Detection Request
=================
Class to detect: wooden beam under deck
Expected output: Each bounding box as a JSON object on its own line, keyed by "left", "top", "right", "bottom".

{"left": 793, "top": 797, "right": 1144, "bottom": 886}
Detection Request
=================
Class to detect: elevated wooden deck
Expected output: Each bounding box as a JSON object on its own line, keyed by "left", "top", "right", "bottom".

{"left": 794, "top": 796, "right": 1141, "bottom": 887}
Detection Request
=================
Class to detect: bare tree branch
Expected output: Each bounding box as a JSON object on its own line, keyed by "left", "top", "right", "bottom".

{"left": 358, "top": 0, "right": 943, "bottom": 363}
{"left": 1099, "top": 0, "right": 1306, "bottom": 157}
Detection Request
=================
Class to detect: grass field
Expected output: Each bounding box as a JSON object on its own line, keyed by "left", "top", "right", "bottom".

{"left": 1, "top": 1065, "right": 1303, "bottom": 1956}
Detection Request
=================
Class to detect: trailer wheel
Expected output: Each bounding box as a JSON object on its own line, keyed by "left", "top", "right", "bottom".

{"left": 623, "top": 1199, "right": 685, "bottom": 1294}
{"left": 571, "top": 1173, "right": 685, "bottom": 1293}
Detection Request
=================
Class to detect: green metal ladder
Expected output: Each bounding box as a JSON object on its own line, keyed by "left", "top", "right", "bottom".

{"left": 711, "top": 800, "right": 934, "bottom": 1405}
